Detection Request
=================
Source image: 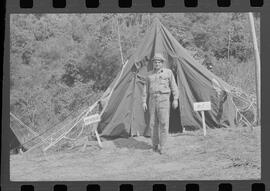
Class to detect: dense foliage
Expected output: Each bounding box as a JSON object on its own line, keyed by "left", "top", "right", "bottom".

{"left": 10, "top": 13, "right": 260, "bottom": 132}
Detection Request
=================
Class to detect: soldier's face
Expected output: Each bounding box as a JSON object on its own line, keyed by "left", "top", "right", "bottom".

{"left": 153, "top": 60, "right": 163, "bottom": 70}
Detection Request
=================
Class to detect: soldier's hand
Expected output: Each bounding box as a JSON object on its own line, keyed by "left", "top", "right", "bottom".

{"left": 142, "top": 103, "right": 148, "bottom": 112}
{"left": 172, "top": 100, "right": 178, "bottom": 109}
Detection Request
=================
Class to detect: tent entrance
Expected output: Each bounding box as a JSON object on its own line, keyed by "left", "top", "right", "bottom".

{"left": 169, "top": 99, "right": 182, "bottom": 133}
{"left": 169, "top": 70, "right": 183, "bottom": 133}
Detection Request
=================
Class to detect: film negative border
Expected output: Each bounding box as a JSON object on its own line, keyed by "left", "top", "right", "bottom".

{"left": 18, "top": 0, "right": 264, "bottom": 9}
{"left": 7, "top": 0, "right": 267, "bottom": 12}
{"left": 2, "top": 0, "right": 270, "bottom": 191}
{"left": 7, "top": 182, "right": 269, "bottom": 191}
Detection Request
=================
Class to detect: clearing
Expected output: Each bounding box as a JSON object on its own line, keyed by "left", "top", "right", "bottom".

{"left": 10, "top": 126, "right": 260, "bottom": 181}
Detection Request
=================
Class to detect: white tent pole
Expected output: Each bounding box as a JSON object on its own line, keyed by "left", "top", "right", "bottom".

{"left": 227, "top": 14, "right": 232, "bottom": 62}
{"left": 248, "top": 12, "right": 261, "bottom": 125}
{"left": 227, "top": 29, "right": 231, "bottom": 61}
{"left": 117, "top": 14, "right": 125, "bottom": 66}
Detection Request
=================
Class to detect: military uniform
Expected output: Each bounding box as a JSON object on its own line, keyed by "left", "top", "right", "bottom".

{"left": 142, "top": 68, "right": 179, "bottom": 152}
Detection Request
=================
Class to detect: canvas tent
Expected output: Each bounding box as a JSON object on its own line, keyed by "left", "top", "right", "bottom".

{"left": 97, "top": 18, "right": 238, "bottom": 138}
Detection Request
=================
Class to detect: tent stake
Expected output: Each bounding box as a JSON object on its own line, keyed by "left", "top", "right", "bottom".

{"left": 201, "top": 111, "right": 207, "bottom": 136}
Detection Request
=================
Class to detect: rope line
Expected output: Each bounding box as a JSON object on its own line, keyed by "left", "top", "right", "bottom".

{"left": 43, "top": 100, "right": 100, "bottom": 151}
{"left": 10, "top": 112, "right": 40, "bottom": 137}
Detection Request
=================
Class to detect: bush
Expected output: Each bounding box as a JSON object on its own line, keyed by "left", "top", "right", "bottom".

{"left": 213, "top": 57, "right": 256, "bottom": 96}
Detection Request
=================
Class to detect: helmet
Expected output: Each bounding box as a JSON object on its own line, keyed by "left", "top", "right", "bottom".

{"left": 151, "top": 53, "right": 166, "bottom": 62}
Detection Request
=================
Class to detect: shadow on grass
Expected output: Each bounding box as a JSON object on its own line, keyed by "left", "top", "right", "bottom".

{"left": 113, "top": 137, "right": 152, "bottom": 150}
{"left": 170, "top": 132, "right": 197, "bottom": 137}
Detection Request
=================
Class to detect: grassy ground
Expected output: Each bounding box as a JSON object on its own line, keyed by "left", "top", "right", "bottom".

{"left": 10, "top": 126, "right": 260, "bottom": 181}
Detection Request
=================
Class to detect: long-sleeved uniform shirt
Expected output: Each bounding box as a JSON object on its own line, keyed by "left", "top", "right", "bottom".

{"left": 142, "top": 68, "right": 179, "bottom": 105}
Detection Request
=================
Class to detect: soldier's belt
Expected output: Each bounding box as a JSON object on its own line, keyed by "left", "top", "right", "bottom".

{"left": 150, "top": 91, "right": 170, "bottom": 95}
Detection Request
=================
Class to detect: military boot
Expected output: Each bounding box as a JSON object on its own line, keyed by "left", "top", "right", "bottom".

{"left": 152, "top": 145, "right": 158, "bottom": 152}
{"left": 158, "top": 147, "right": 165, "bottom": 155}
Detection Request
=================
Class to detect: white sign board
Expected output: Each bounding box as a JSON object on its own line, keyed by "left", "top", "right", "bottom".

{"left": 84, "top": 114, "right": 101, "bottom": 126}
{"left": 193, "top": 101, "right": 211, "bottom": 111}
{"left": 193, "top": 101, "right": 211, "bottom": 136}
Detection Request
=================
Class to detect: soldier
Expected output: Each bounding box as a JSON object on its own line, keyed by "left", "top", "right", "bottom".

{"left": 142, "top": 53, "right": 179, "bottom": 154}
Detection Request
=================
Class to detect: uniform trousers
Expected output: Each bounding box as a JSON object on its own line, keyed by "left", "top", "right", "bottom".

{"left": 148, "top": 93, "right": 170, "bottom": 149}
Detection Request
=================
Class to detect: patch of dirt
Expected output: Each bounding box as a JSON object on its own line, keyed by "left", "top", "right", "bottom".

{"left": 10, "top": 126, "right": 261, "bottom": 181}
